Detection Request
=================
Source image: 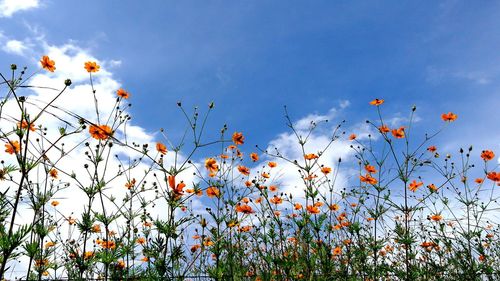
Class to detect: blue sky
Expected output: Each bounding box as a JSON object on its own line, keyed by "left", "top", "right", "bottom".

{"left": 1, "top": 0, "right": 499, "bottom": 156}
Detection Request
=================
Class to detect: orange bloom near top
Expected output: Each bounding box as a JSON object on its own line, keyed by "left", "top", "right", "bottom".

{"left": 391, "top": 127, "right": 405, "bottom": 139}
{"left": 481, "top": 150, "right": 495, "bottom": 161}
{"left": 5, "top": 140, "right": 20, "bottom": 154}
{"left": 116, "top": 88, "right": 130, "bottom": 99}
{"left": 232, "top": 132, "right": 244, "bottom": 145}
{"left": 205, "top": 158, "right": 219, "bottom": 173}
{"left": 84, "top": 61, "right": 100, "bottom": 73}
{"left": 89, "top": 124, "right": 113, "bottom": 140}
{"left": 40, "top": 55, "right": 56, "bottom": 72}
{"left": 441, "top": 112, "right": 457, "bottom": 122}
{"left": 156, "top": 142, "right": 167, "bottom": 155}
{"left": 369, "top": 99, "right": 384, "bottom": 106}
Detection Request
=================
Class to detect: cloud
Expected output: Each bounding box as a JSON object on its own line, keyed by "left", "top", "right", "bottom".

{"left": 2, "top": 39, "right": 29, "bottom": 55}
{"left": 0, "top": 0, "right": 39, "bottom": 17}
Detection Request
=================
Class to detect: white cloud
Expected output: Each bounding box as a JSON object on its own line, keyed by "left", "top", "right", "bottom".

{"left": 3, "top": 39, "right": 28, "bottom": 55}
{"left": 0, "top": 0, "right": 39, "bottom": 17}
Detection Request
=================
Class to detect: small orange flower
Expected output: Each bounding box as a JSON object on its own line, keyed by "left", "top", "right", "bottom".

{"left": 378, "top": 125, "right": 390, "bottom": 133}
{"left": 261, "top": 172, "right": 270, "bottom": 179}
{"left": 369, "top": 99, "right": 384, "bottom": 106}
{"left": 84, "top": 251, "right": 94, "bottom": 259}
{"left": 360, "top": 174, "right": 377, "bottom": 185}
{"left": 232, "top": 132, "right": 244, "bottom": 145}
{"left": 125, "top": 178, "right": 136, "bottom": 189}
{"left": 205, "top": 158, "right": 219, "bottom": 173}
{"left": 136, "top": 237, "right": 146, "bottom": 245}
{"left": 250, "top": 152, "right": 259, "bottom": 162}
{"left": 487, "top": 172, "right": 500, "bottom": 182}
{"left": 18, "top": 120, "right": 36, "bottom": 131}
{"left": 427, "top": 184, "right": 438, "bottom": 192}
{"left": 269, "top": 185, "right": 278, "bottom": 192}
{"left": 481, "top": 150, "right": 495, "bottom": 161}
{"left": 89, "top": 124, "right": 113, "bottom": 140}
{"left": 304, "top": 153, "right": 318, "bottom": 160}
{"left": 294, "top": 203, "right": 302, "bottom": 210}
{"left": 44, "top": 241, "right": 56, "bottom": 248}
{"left": 409, "top": 180, "right": 423, "bottom": 192}
{"left": 321, "top": 167, "right": 332, "bottom": 174}
{"left": 430, "top": 214, "right": 442, "bottom": 221}
{"left": 40, "top": 55, "right": 56, "bottom": 72}
{"left": 48, "top": 168, "right": 58, "bottom": 179}
{"left": 475, "top": 178, "right": 484, "bottom": 184}
{"left": 268, "top": 161, "right": 277, "bottom": 168}
{"left": 5, "top": 140, "right": 20, "bottom": 154}
{"left": 116, "top": 88, "right": 130, "bottom": 99}
{"left": 51, "top": 201, "right": 59, "bottom": 207}
{"left": 237, "top": 165, "right": 250, "bottom": 176}
{"left": 140, "top": 256, "right": 149, "bottom": 262}
{"left": 270, "top": 196, "right": 283, "bottom": 205}
{"left": 427, "top": 146, "right": 437, "bottom": 152}
{"left": 349, "top": 134, "right": 356, "bottom": 141}
{"left": 206, "top": 186, "right": 220, "bottom": 198}
{"left": 364, "top": 165, "right": 377, "bottom": 174}
{"left": 391, "top": 127, "right": 405, "bottom": 139}
{"left": 441, "top": 112, "right": 457, "bottom": 122}
{"left": 307, "top": 205, "right": 320, "bottom": 214}
{"left": 84, "top": 61, "right": 100, "bottom": 73}
{"left": 332, "top": 246, "right": 342, "bottom": 256}
{"left": 155, "top": 142, "right": 167, "bottom": 155}
{"left": 236, "top": 204, "right": 254, "bottom": 214}
{"left": 92, "top": 224, "right": 101, "bottom": 233}
{"left": 329, "top": 204, "right": 340, "bottom": 211}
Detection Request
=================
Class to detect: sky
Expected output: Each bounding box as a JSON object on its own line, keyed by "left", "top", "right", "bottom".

{"left": 0, "top": 0, "right": 500, "bottom": 278}
{"left": 0, "top": 0, "right": 499, "bottom": 154}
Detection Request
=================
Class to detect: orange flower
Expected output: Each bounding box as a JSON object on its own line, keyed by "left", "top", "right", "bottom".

{"left": 205, "top": 158, "right": 219, "bottom": 173}
{"left": 321, "top": 167, "right": 332, "bottom": 174}
{"left": 261, "top": 172, "right": 270, "bottom": 179}
{"left": 348, "top": 134, "right": 356, "bottom": 141}
{"left": 84, "top": 251, "right": 94, "bottom": 259}
{"left": 125, "top": 178, "right": 136, "bottom": 189}
{"left": 268, "top": 161, "right": 277, "bottom": 168}
{"left": 481, "top": 150, "right": 495, "bottom": 161}
{"left": 294, "top": 203, "right": 302, "bottom": 210}
{"left": 430, "top": 214, "right": 442, "bottom": 221}
{"left": 427, "top": 146, "right": 437, "bottom": 152}
{"left": 49, "top": 168, "right": 58, "bottom": 179}
{"left": 329, "top": 204, "right": 340, "bottom": 211}
{"left": 378, "top": 125, "right": 390, "bottom": 133}
{"left": 409, "top": 180, "right": 423, "bottom": 192}
{"left": 427, "top": 184, "right": 438, "bottom": 192}
{"left": 5, "top": 140, "right": 20, "bottom": 154}
{"left": 369, "top": 99, "right": 384, "bottom": 106}
{"left": 332, "top": 246, "right": 342, "bottom": 256}
{"left": 269, "top": 185, "right": 278, "bottom": 192}
{"left": 441, "top": 112, "right": 457, "bottom": 122}
{"left": 304, "top": 153, "right": 318, "bottom": 160}
{"left": 140, "top": 256, "right": 149, "bottom": 262}
{"left": 117, "top": 260, "right": 125, "bottom": 269}
{"left": 116, "top": 88, "right": 130, "bottom": 99}
{"left": 232, "top": 132, "right": 244, "bottom": 145}
{"left": 364, "top": 165, "right": 376, "bottom": 174}
{"left": 307, "top": 205, "right": 320, "bottom": 214}
{"left": 270, "top": 196, "right": 283, "bottom": 205}
{"left": 18, "top": 120, "right": 36, "bottom": 131}
{"left": 236, "top": 204, "right": 254, "bottom": 214}
{"left": 136, "top": 237, "right": 146, "bottom": 245}
{"left": 206, "top": 186, "right": 220, "bottom": 198}
{"left": 475, "top": 178, "right": 484, "bottom": 184}
{"left": 84, "top": 61, "right": 100, "bottom": 73}
{"left": 237, "top": 165, "right": 250, "bottom": 176}
{"left": 156, "top": 142, "right": 167, "bottom": 155}
{"left": 89, "top": 124, "right": 113, "bottom": 140}
{"left": 92, "top": 224, "right": 101, "bottom": 233}
{"left": 359, "top": 174, "right": 377, "bottom": 185}
{"left": 51, "top": 201, "right": 59, "bottom": 207}
{"left": 487, "top": 172, "right": 500, "bottom": 182}
{"left": 239, "top": 225, "right": 252, "bottom": 232}
{"left": 391, "top": 127, "right": 405, "bottom": 139}
{"left": 250, "top": 152, "right": 259, "bottom": 162}
{"left": 44, "top": 241, "right": 56, "bottom": 249}
{"left": 245, "top": 181, "right": 252, "bottom": 187}
{"left": 40, "top": 55, "right": 56, "bottom": 72}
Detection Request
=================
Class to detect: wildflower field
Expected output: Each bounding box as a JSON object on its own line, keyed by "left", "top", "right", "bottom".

{"left": 0, "top": 56, "right": 498, "bottom": 281}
